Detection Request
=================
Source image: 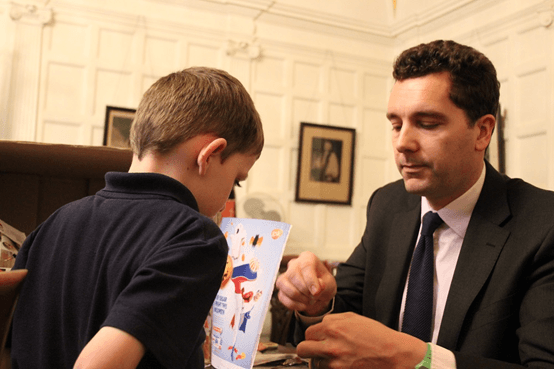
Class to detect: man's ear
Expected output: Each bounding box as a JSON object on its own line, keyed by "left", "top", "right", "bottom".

{"left": 475, "top": 114, "right": 496, "bottom": 152}
{"left": 197, "top": 138, "right": 227, "bottom": 176}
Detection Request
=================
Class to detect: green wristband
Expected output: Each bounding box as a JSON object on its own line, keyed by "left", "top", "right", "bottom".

{"left": 415, "top": 343, "right": 432, "bottom": 369}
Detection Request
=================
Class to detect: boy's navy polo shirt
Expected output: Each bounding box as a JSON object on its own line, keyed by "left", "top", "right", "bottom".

{"left": 11, "top": 172, "right": 228, "bottom": 369}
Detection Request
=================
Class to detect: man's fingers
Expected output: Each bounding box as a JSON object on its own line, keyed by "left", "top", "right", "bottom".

{"left": 277, "top": 271, "right": 313, "bottom": 302}
{"left": 297, "top": 253, "right": 333, "bottom": 296}
{"left": 304, "top": 322, "right": 328, "bottom": 341}
{"left": 277, "top": 289, "right": 312, "bottom": 312}
{"left": 276, "top": 251, "right": 337, "bottom": 313}
{"left": 296, "top": 339, "right": 329, "bottom": 359}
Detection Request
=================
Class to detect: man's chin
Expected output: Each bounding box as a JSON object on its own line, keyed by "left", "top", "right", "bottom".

{"left": 402, "top": 178, "right": 430, "bottom": 196}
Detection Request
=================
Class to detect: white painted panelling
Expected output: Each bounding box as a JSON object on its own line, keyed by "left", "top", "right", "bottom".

{"left": 288, "top": 147, "right": 299, "bottom": 192}
{"left": 255, "top": 91, "right": 286, "bottom": 140}
{"left": 49, "top": 21, "right": 88, "bottom": 58}
{"left": 517, "top": 25, "right": 548, "bottom": 64}
{"left": 249, "top": 145, "right": 284, "bottom": 192}
{"left": 362, "top": 109, "right": 389, "bottom": 155}
{"left": 254, "top": 56, "right": 286, "bottom": 88}
{"left": 287, "top": 202, "right": 317, "bottom": 249}
{"left": 484, "top": 37, "right": 510, "bottom": 79}
{"left": 291, "top": 98, "right": 321, "bottom": 140}
{"left": 329, "top": 67, "right": 356, "bottom": 101}
{"left": 517, "top": 68, "right": 548, "bottom": 130}
{"left": 94, "top": 70, "right": 134, "bottom": 115}
{"left": 361, "top": 157, "right": 387, "bottom": 203}
{"left": 520, "top": 134, "right": 548, "bottom": 189}
{"left": 292, "top": 61, "right": 322, "bottom": 95}
{"left": 91, "top": 125, "right": 105, "bottom": 146}
{"left": 44, "top": 63, "right": 86, "bottom": 114}
{"left": 140, "top": 74, "right": 161, "bottom": 96}
{"left": 324, "top": 205, "right": 355, "bottom": 249}
{"left": 97, "top": 28, "right": 136, "bottom": 66}
{"left": 363, "top": 74, "right": 389, "bottom": 109}
{"left": 144, "top": 35, "right": 178, "bottom": 68}
{"left": 187, "top": 43, "right": 220, "bottom": 68}
{"left": 226, "top": 57, "right": 251, "bottom": 89}
{"left": 42, "top": 120, "right": 81, "bottom": 144}
{"left": 328, "top": 103, "right": 356, "bottom": 128}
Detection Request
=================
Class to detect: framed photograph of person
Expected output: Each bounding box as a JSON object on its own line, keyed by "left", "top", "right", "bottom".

{"left": 103, "top": 106, "right": 136, "bottom": 149}
{"left": 295, "top": 122, "right": 356, "bottom": 205}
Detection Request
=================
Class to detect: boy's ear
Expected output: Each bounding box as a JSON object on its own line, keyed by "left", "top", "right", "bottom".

{"left": 197, "top": 138, "right": 227, "bottom": 176}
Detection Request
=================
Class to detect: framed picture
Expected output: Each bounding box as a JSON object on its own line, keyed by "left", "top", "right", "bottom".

{"left": 103, "top": 106, "right": 136, "bottom": 148}
{"left": 485, "top": 105, "right": 506, "bottom": 174}
{"left": 295, "top": 122, "right": 356, "bottom": 205}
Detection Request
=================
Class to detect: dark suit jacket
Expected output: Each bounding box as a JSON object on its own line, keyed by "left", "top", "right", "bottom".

{"left": 325, "top": 162, "right": 554, "bottom": 368}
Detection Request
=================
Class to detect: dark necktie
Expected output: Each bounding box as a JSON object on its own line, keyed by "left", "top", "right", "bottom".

{"left": 402, "top": 211, "right": 444, "bottom": 341}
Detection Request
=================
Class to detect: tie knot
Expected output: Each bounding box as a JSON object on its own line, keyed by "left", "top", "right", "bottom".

{"left": 421, "top": 211, "right": 443, "bottom": 236}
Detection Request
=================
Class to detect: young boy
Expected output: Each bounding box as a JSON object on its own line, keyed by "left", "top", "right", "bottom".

{"left": 10, "top": 67, "right": 264, "bottom": 369}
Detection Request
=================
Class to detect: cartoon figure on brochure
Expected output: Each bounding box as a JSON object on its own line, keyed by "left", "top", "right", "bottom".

{"left": 215, "top": 222, "right": 264, "bottom": 361}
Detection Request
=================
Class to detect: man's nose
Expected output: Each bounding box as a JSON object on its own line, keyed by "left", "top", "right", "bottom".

{"left": 394, "top": 124, "right": 418, "bottom": 153}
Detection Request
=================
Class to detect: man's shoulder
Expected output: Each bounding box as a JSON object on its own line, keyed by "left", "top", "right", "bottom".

{"left": 377, "top": 178, "right": 408, "bottom": 194}
{"left": 482, "top": 167, "right": 554, "bottom": 224}
{"left": 366, "top": 179, "right": 419, "bottom": 212}
{"left": 487, "top": 163, "right": 554, "bottom": 203}
{"left": 372, "top": 178, "right": 415, "bottom": 201}
{"left": 504, "top": 176, "right": 554, "bottom": 210}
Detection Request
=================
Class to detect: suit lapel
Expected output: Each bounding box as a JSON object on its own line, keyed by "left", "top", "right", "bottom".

{"left": 376, "top": 200, "right": 420, "bottom": 328}
{"left": 437, "top": 163, "right": 511, "bottom": 349}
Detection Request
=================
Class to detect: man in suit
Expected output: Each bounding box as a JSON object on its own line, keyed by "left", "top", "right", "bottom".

{"left": 276, "top": 40, "right": 554, "bottom": 368}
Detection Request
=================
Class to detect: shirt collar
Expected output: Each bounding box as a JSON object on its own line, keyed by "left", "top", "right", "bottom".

{"left": 421, "top": 163, "right": 486, "bottom": 238}
{"left": 103, "top": 171, "right": 199, "bottom": 211}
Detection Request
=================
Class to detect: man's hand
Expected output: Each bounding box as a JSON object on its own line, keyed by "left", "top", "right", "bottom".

{"left": 276, "top": 251, "right": 337, "bottom": 316}
{"left": 297, "top": 312, "right": 427, "bottom": 369}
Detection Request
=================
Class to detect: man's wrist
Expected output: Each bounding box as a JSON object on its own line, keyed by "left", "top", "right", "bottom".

{"left": 295, "top": 297, "right": 335, "bottom": 324}
{"left": 414, "top": 343, "right": 432, "bottom": 369}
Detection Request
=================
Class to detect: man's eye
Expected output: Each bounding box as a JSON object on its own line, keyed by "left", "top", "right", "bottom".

{"left": 234, "top": 180, "right": 242, "bottom": 188}
{"left": 418, "top": 120, "right": 440, "bottom": 129}
{"left": 421, "top": 124, "right": 439, "bottom": 129}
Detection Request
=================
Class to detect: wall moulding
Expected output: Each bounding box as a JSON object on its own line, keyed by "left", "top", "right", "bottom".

{"left": 225, "top": 39, "right": 262, "bottom": 60}
{"left": 51, "top": 2, "right": 228, "bottom": 45}
{"left": 9, "top": 2, "right": 52, "bottom": 25}
{"left": 537, "top": 8, "right": 554, "bottom": 27}
{"left": 149, "top": 0, "right": 391, "bottom": 43}
{"left": 466, "top": 2, "right": 554, "bottom": 45}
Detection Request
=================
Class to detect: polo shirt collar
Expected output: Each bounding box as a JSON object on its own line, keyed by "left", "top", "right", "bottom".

{"left": 103, "top": 172, "right": 199, "bottom": 211}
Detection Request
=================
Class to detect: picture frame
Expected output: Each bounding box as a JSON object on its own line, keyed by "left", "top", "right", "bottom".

{"left": 295, "top": 122, "right": 356, "bottom": 205}
{"left": 103, "top": 106, "right": 136, "bottom": 148}
{"left": 485, "top": 105, "right": 506, "bottom": 174}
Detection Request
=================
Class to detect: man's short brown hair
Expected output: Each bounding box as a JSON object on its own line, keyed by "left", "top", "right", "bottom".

{"left": 392, "top": 40, "right": 500, "bottom": 124}
{"left": 130, "top": 67, "right": 263, "bottom": 160}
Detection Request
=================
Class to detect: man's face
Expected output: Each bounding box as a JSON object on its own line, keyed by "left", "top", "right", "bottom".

{"left": 386, "top": 72, "right": 489, "bottom": 209}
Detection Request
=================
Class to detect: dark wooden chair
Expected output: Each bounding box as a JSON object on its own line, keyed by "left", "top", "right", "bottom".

{"left": 0, "top": 269, "right": 28, "bottom": 369}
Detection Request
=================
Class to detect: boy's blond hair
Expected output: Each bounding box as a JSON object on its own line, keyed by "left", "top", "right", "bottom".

{"left": 130, "top": 67, "right": 264, "bottom": 160}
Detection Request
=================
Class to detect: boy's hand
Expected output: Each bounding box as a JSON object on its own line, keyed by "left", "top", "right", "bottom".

{"left": 276, "top": 251, "right": 336, "bottom": 316}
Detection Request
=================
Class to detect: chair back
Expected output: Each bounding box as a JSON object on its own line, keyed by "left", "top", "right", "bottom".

{"left": 0, "top": 269, "right": 28, "bottom": 359}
